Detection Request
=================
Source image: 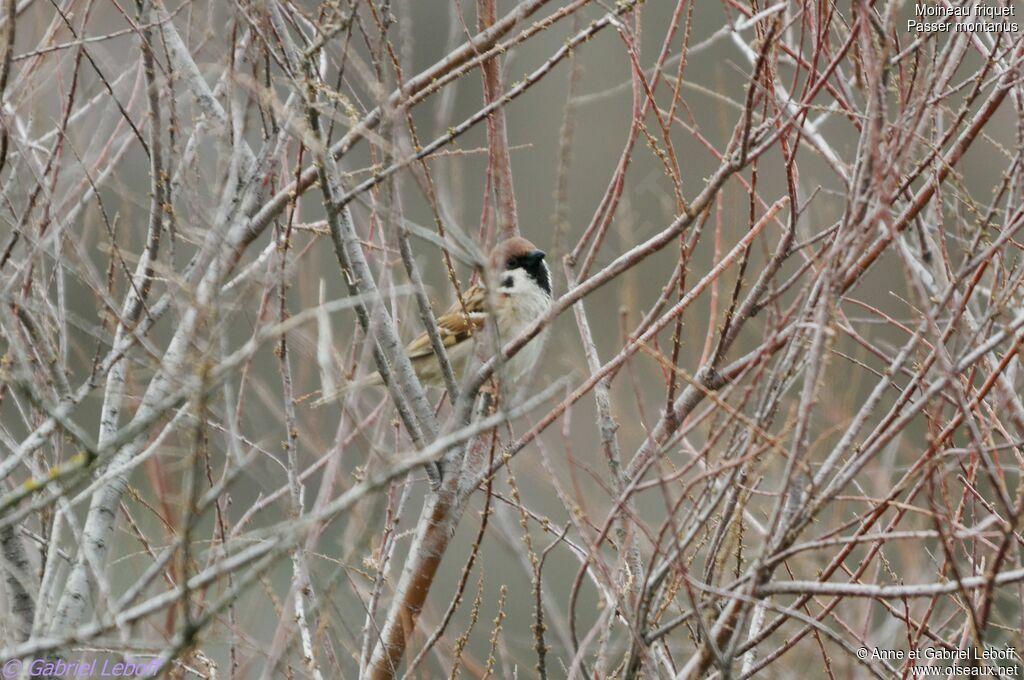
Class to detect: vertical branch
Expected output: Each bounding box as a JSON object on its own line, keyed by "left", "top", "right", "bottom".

{"left": 0, "top": 0, "right": 15, "bottom": 175}
{"left": 47, "top": 0, "right": 166, "bottom": 636}
{"left": 367, "top": 478, "right": 466, "bottom": 679}
{"left": 0, "top": 524, "right": 33, "bottom": 641}
{"left": 478, "top": 0, "right": 519, "bottom": 239}
{"left": 270, "top": 3, "right": 441, "bottom": 486}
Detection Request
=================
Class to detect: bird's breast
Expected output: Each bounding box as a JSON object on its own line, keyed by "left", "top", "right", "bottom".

{"left": 497, "top": 288, "right": 552, "bottom": 382}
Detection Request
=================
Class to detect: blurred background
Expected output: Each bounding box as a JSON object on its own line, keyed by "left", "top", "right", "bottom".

{"left": 2, "top": 0, "right": 1024, "bottom": 677}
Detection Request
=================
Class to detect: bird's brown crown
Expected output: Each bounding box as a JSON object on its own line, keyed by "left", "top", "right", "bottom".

{"left": 490, "top": 237, "right": 541, "bottom": 271}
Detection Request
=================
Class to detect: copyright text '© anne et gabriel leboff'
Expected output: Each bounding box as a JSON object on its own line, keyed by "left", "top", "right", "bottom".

{"left": 908, "top": 2, "right": 1020, "bottom": 33}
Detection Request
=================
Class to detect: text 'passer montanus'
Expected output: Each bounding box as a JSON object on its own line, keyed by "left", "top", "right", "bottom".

{"left": 350, "top": 237, "right": 551, "bottom": 392}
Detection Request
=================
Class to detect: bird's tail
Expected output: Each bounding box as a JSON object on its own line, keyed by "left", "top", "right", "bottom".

{"left": 312, "top": 371, "right": 383, "bottom": 407}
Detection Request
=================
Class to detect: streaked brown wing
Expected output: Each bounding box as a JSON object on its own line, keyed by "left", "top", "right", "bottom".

{"left": 405, "top": 285, "right": 488, "bottom": 359}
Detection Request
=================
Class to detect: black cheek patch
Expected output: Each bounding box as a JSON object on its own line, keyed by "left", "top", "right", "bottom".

{"left": 501, "top": 275, "right": 515, "bottom": 289}
{"left": 526, "top": 263, "right": 551, "bottom": 295}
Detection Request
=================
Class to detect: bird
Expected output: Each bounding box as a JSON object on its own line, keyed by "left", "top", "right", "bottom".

{"left": 323, "top": 237, "right": 551, "bottom": 399}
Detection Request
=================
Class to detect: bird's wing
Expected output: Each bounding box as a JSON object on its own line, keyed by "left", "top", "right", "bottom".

{"left": 405, "top": 285, "right": 489, "bottom": 359}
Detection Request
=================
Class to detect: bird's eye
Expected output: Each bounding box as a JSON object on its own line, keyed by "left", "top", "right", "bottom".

{"left": 506, "top": 257, "right": 518, "bottom": 269}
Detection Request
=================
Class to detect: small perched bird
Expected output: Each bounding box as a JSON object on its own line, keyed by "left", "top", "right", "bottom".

{"left": 335, "top": 237, "right": 551, "bottom": 395}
